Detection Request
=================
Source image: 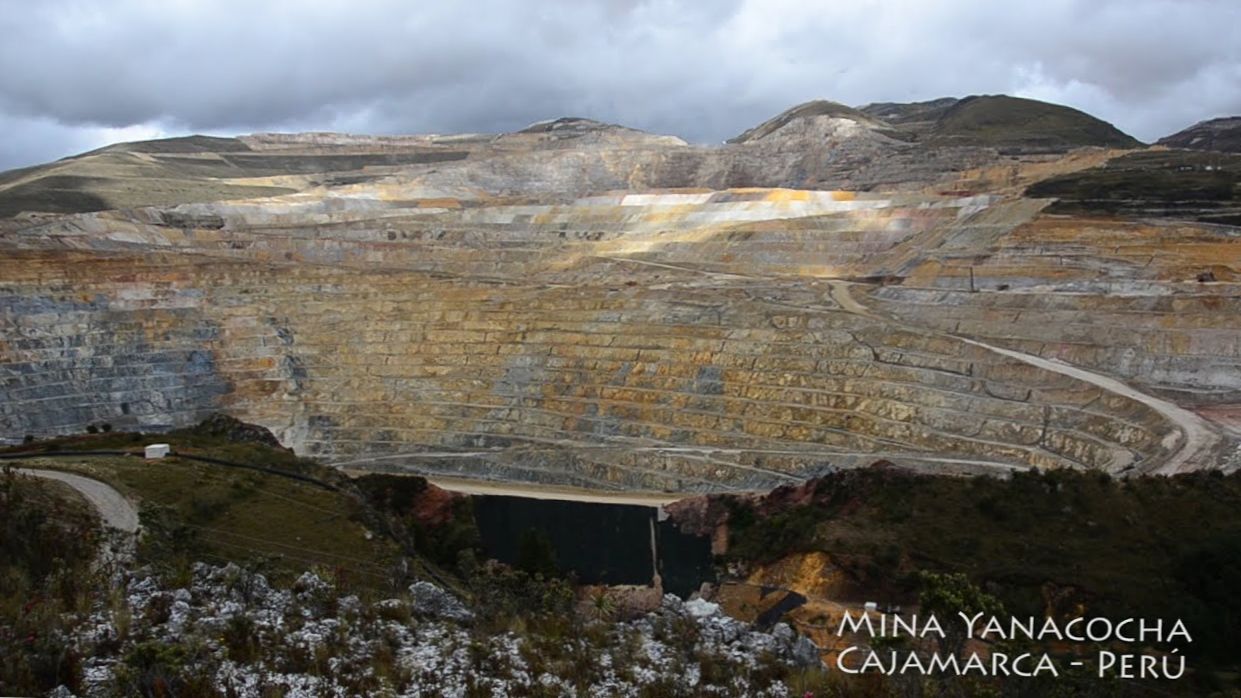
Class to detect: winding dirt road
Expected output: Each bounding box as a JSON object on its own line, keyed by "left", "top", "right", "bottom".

{"left": 15, "top": 468, "right": 140, "bottom": 533}
{"left": 827, "top": 281, "right": 1222, "bottom": 475}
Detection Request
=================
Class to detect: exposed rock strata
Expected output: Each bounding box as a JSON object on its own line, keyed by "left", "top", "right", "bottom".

{"left": 1, "top": 96, "right": 1237, "bottom": 490}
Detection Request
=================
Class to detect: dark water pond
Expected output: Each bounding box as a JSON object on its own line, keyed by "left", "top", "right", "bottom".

{"left": 473, "top": 495, "right": 714, "bottom": 597}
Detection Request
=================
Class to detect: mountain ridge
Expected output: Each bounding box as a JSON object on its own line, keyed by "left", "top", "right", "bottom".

{"left": 0, "top": 93, "right": 1156, "bottom": 219}
{"left": 1157, "top": 116, "right": 1241, "bottom": 153}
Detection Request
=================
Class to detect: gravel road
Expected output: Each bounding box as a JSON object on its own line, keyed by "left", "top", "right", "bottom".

{"left": 15, "top": 467, "right": 140, "bottom": 533}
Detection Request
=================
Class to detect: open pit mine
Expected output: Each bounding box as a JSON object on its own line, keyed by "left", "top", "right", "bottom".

{"left": 3, "top": 95, "right": 1240, "bottom": 492}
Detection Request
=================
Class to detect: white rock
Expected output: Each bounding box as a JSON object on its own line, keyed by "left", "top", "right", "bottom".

{"left": 685, "top": 598, "right": 721, "bottom": 618}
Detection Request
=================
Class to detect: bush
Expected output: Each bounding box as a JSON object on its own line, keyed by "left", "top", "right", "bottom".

{"left": 0, "top": 473, "right": 100, "bottom": 694}
{"left": 115, "top": 641, "right": 218, "bottom": 697}
{"left": 222, "top": 615, "right": 262, "bottom": 663}
{"left": 468, "top": 561, "right": 575, "bottom": 634}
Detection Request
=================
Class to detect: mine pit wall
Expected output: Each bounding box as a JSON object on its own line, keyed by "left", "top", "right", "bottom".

{"left": 7, "top": 190, "right": 992, "bottom": 281}
{"left": 1, "top": 250, "right": 1177, "bottom": 490}
{"left": 870, "top": 215, "right": 1241, "bottom": 407}
{"left": 0, "top": 265, "right": 231, "bottom": 437}
{"left": 870, "top": 286, "right": 1241, "bottom": 404}
{"left": 0, "top": 192, "right": 1190, "bottom": 488}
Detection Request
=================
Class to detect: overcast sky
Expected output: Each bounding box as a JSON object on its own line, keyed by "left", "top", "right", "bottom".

{"left": 1, "top": 0, "right": 1239, "bottom": 171}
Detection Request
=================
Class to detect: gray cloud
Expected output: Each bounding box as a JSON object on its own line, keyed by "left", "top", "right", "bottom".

{"left": 1, "top": 0, "right": 1239, "bottom": 170}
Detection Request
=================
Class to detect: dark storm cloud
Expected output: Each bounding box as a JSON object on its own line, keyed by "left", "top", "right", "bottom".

{"left": 1, "top": 0, "right": 1239, "bottom": 170}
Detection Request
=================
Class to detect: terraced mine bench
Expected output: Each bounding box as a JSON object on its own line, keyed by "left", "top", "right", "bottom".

{"left": 6, "top": 184, "right": 1222, "bottom": 492}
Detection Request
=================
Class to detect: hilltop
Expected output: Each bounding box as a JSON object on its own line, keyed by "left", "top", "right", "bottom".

{"left": 858, "top": 96, "right": 961, "bottom": 129}
{"left": 1158, "top": 116, "right": 1241, "bottom": 153}
{"left": 724, "top": 99, "right": 905, "bottom": 143}
{"left": 924, "top": 94, "right": 1142, "bottom": 151}
{"left": 0, "top": 94, "right": 1147, "bottom": 220}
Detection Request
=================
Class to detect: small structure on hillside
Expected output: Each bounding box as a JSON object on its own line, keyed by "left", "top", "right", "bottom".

{"left": 144, "top": 443, "right": 170, "bottom": 460}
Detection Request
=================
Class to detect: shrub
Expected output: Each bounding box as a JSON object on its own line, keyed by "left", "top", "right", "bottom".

{"left": 222, "top": 614, "right": 261, "bottom": 663}
{"left": 114, "top": 641, "right": 218, "bottom": 697}
{"left": 516, "top": 528, "right": 557, "bottom": 577}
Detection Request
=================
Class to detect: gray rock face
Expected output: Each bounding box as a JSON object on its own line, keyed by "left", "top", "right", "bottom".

{"left": 0, "top": 293, "right": 228, "bottom": 437}
{"left": 408, "top": 580, "right": 474, "bottom": 623}
{"left": 684, "top": 597, "right": 721, "bottom": 618}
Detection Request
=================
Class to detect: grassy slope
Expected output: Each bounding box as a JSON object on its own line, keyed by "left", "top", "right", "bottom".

{"left": 859, "top": 97, "right": 960, "bottom": 127}
{"left": 76, "top": 135, "right": 255, "bottom": 156}
{"left": 1, "top": 471, "right": 101, "bottom": 577}
{"left": 1157, "top": 118, "right": 1241, "bottom": 153}
{"left": 929, "top": 95, "right": 1142, "bottom": 150}
{"left": 0, "top": 176, "right": 297, "bottom": 218}
{"left": 0, "top": 148, "right": 298, "bottom": 218}
{"left": 5, "top": 432, "right": 405, "bottom": 591}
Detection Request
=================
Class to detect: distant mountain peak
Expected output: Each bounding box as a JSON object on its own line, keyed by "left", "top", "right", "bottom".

{"left": 517, "top": 117, "right": 617, "bottom": 134}
{"left": 508, "top": 116, "right": 688, "bottom": 148}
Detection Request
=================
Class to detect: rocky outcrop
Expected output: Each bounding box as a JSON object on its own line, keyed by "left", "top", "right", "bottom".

{"left": 187, "top": 413, "right": 288, "bottom": 450}
{"left": 408, "top": 580, "right": 474, "bottom": 623}
{"left": 63, "top": 563, "right": 819, "bottom": 697}
{"left": 725, "top": 100, "right": 906, "bottom": 144}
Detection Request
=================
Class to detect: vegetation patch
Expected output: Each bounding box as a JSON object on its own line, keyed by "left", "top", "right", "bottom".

{"left": 0, "top": 470, "right": 100, "bottom": 694}
{"left": 1027, "top": 150, "right": 1241, "bottom": 223}
{"left": 353, "top": 473, "right": 481, "bottom": 570}
{"left": 927, "top": 94, "right": 1142, "bottom": 151}
{"left": 4, "top": 431, "right": 405, "bottom": 593}
{"left": 723, "top": 467, "right": 1241, "bottom": 676}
